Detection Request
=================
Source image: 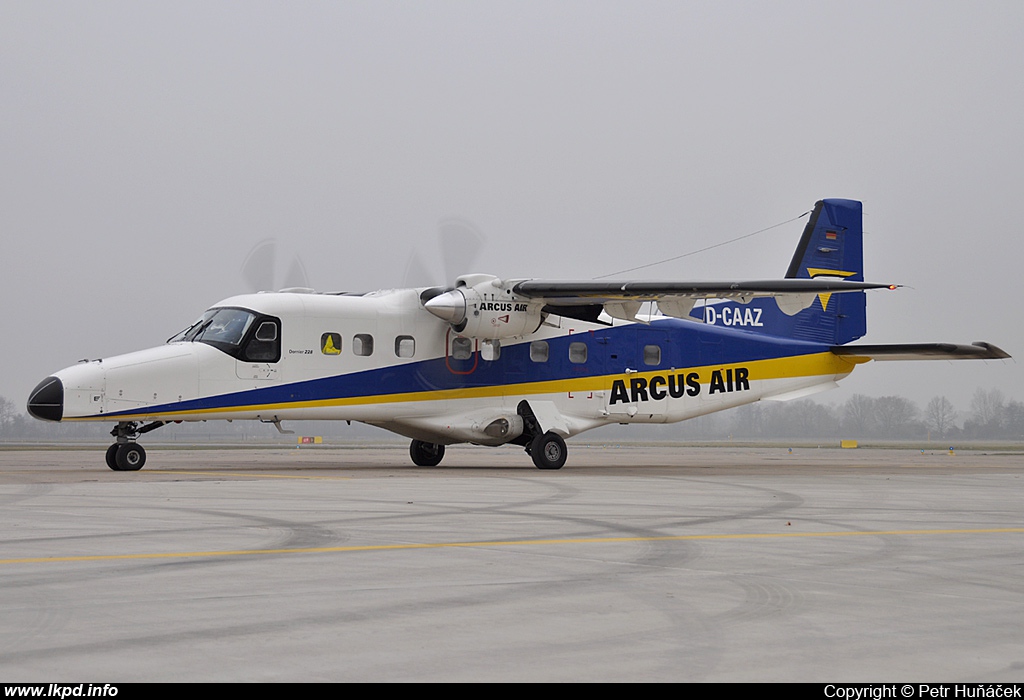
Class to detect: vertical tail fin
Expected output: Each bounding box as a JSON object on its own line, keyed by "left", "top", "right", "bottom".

{"left": 785, "top": 199, "right": 866, "bottom": 345}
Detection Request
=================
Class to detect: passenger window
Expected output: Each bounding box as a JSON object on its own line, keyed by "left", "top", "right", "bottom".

{"left": 243, "top": 320, "right": 280, "bottom": 362}
{"left": 452, "top": 337, "right": 473, "bottom": 360}
{"left": 481, "top": 339, "right": 500, "bottom": 361}
{"left": 569, "top": 341, "right": 587, "bottom": 364}
{"left": 530, "top": 341, "right": 549, "bottom": 363}
{"left": 321, "top": 333, "right": 342, "bottom": 355}
{"left": 395, "top": 335, "right": 415, "bottom": 358}
{"left": 643, "top": 344, "right": 661, "bottom": 366}
{"left": 353, "top": 334, "right": 374, "bottom": 356}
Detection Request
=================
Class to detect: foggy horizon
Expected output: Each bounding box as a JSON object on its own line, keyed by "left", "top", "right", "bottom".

{"left": 3, "top": 2, "right": 1020, "bottom": 420}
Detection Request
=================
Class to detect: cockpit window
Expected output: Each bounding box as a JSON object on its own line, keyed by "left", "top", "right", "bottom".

{"left": 197, "top": 309, "right": 255, "bottom": 346}
{"left": 168, "top": 307, "right": 280, "bottom": 362}
{"left": 169, "top": 308, "right": 255, "bottom": 346}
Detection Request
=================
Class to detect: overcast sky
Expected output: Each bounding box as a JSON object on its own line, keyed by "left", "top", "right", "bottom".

{"left": 2, "top": 1, "right": 1020, "bottom": 417}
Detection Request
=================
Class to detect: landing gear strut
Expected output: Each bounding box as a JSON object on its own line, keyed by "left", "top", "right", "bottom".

{"left": 410, "top": 439, "right": 445, "bottom": 467}
{"left": 516, "top": 400, "right": 568, "bottom": 470}
{"left": 105, "top": 421, "right": 164, "bottom": 471}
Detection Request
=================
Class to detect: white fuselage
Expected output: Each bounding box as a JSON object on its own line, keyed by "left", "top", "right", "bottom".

{"left": 48, "top": 288, "right": 855, "bottom": 445}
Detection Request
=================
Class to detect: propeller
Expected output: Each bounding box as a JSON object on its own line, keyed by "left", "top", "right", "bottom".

{"left": 403, "top": 218, "right": 486, "bottom": 289}
{"left": 240, "top": 239, "right": 311, "bottom": 293}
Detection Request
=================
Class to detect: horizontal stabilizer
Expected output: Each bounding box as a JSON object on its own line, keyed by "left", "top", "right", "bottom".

{"left": 831, "top": 342, "right": 1011, "bottom": 362}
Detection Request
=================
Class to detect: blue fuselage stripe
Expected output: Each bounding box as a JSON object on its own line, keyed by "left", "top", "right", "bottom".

{"left": 100, "top": 318, "right": 831, "bottom": 417}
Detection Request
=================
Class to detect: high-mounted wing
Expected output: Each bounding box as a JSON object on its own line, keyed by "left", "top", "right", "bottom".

{"left": 509, "top": 278, "right": 894, "bottom": 322}
{"left": 511, "top": 278, "right": 892, "bottom": 304}
{"left": 423, "top": 272, "right": 895, "bottom": 335}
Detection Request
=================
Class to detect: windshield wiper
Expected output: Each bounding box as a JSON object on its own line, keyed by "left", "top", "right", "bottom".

{"left": 187, "top": 319, "right": 214, "bottom": 342}
{"left": 167, "top": 319, "right": 203, "bottom": 344}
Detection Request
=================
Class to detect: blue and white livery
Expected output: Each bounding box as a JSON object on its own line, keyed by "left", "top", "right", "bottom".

{"left": 27, "top": 199, "right": 1009, "bottom": 471}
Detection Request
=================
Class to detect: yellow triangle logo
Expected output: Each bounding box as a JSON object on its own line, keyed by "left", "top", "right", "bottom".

{"left": 806, "top": 268, "right": 857, "bottom": 311}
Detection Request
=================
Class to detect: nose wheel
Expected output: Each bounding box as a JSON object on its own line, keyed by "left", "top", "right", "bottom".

{"left": 105, "top": 443, "right": 147, "bottom": 471}
{"left": 104, "top": 421, "right": 163, "bottom": 471}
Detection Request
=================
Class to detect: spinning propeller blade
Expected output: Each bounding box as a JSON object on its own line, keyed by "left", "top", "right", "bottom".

{"left": 404, "top": 217, "right": 487, "bottom": 288}
{"left": 241, "top": 239, "right": 311, "bottom": 292}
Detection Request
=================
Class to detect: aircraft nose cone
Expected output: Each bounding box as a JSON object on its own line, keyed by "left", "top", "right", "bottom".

{"left": 27, "top": 376, "right": 63, "bottom": 422}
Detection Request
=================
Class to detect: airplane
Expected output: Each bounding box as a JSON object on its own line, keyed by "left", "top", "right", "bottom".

{"left": 26, "top": 199, "right": 1009, "bottom": 471}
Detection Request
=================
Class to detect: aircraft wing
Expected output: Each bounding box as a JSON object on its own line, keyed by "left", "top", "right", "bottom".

{"left": 509, "top": 278, "right": 894, "bottom": 321}
{"left": 831, "top": 342, "right": 1011, "bottom": 362}
{"left": 510, "top": 278, "right": 892, "bottom": 305}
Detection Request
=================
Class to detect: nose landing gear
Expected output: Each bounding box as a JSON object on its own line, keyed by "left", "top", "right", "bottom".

{"left": 105, "top": 421, "right": 165, "bottom": 471}
{"left": 105, "top": 442, "right": 147, "bottom": 471}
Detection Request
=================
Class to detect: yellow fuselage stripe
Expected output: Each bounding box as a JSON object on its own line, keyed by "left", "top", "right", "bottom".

{"left": 68, "top": 351, "right": 856, "bottom": 421}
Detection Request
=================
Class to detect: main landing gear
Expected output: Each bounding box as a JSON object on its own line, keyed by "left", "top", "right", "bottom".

{"left": 516, "top": 401, "right": 567, "bottom": 470}
{"left": 407, "top": 431, "right": 568, "bottom": 470}
{"left": 105, "top": 421, "right": 165, "bottom": 471}
{"left": 410, "top": 439, "right": 446, "bottom": 467}
{"left": 526, "top": 431, "right": 567, "bottom": 470}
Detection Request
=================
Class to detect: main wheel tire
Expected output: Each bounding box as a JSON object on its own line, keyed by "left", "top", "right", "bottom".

{"left": 105, "top": 444, "right": 121, "bottom": 471}
{"left": 410, "top": 440, "right": 445, "bottom": 467}
{"left": 115, "top": 443, "right": 146, "bottom": 471}
{"left": 530, "top": 432, "right": 567, "bottom": 470}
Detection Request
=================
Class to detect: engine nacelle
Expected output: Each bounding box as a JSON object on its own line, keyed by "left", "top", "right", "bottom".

{"left": 424, "top": 274, "right": 543, "bottom": 340}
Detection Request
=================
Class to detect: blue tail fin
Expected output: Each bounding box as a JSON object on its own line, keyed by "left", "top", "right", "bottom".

{"left": 784, "top": 198, "right": 866, "bottom": 344}
{"left": 691, "top": 198, "right": 867, "bottom": 345}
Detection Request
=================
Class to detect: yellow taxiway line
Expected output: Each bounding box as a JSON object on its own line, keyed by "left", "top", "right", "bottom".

{"left": 2, "top": 527, "right": 1022, "bottom": 565}
{"left": 144, "top": 470, "right": 352, "bottom": 480}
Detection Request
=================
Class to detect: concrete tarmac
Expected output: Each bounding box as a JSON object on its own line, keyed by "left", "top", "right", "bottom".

{"left": 1, "top": 444, "right": 1022, "bottom": 682}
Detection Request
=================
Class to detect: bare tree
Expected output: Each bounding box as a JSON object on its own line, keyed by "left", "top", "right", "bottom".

{"left": 971, "top": 388, "right": 1005, "bottom": 423}
{"left": 925, "top": 396, "right": 958, "bottom": 439}
{"left": 1005, "top": 401, "right": 1024, "bottom": 440}
{"left": 967, "top": 388, "right": 1006, "bottom": 436}
{"left": 842, "top": 394, "right": 877, "bottom": 436}
{"left": 874, "top": 395, "right": 921, "bottom": 438}
{"left": 731, "top": 403, "right": 764, "bottom": 438}
{"left": 0, "top": 396, "right": 16, "bottom": 436}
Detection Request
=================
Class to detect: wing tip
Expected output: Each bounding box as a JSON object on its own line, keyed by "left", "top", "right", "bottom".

{"left": 971, "top": 341, "right": 1012, "bottom": 360}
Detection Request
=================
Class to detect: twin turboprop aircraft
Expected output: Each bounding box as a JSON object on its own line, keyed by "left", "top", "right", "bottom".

{"left": 27, "top": 199, "right": 1009, "bottom": 471}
